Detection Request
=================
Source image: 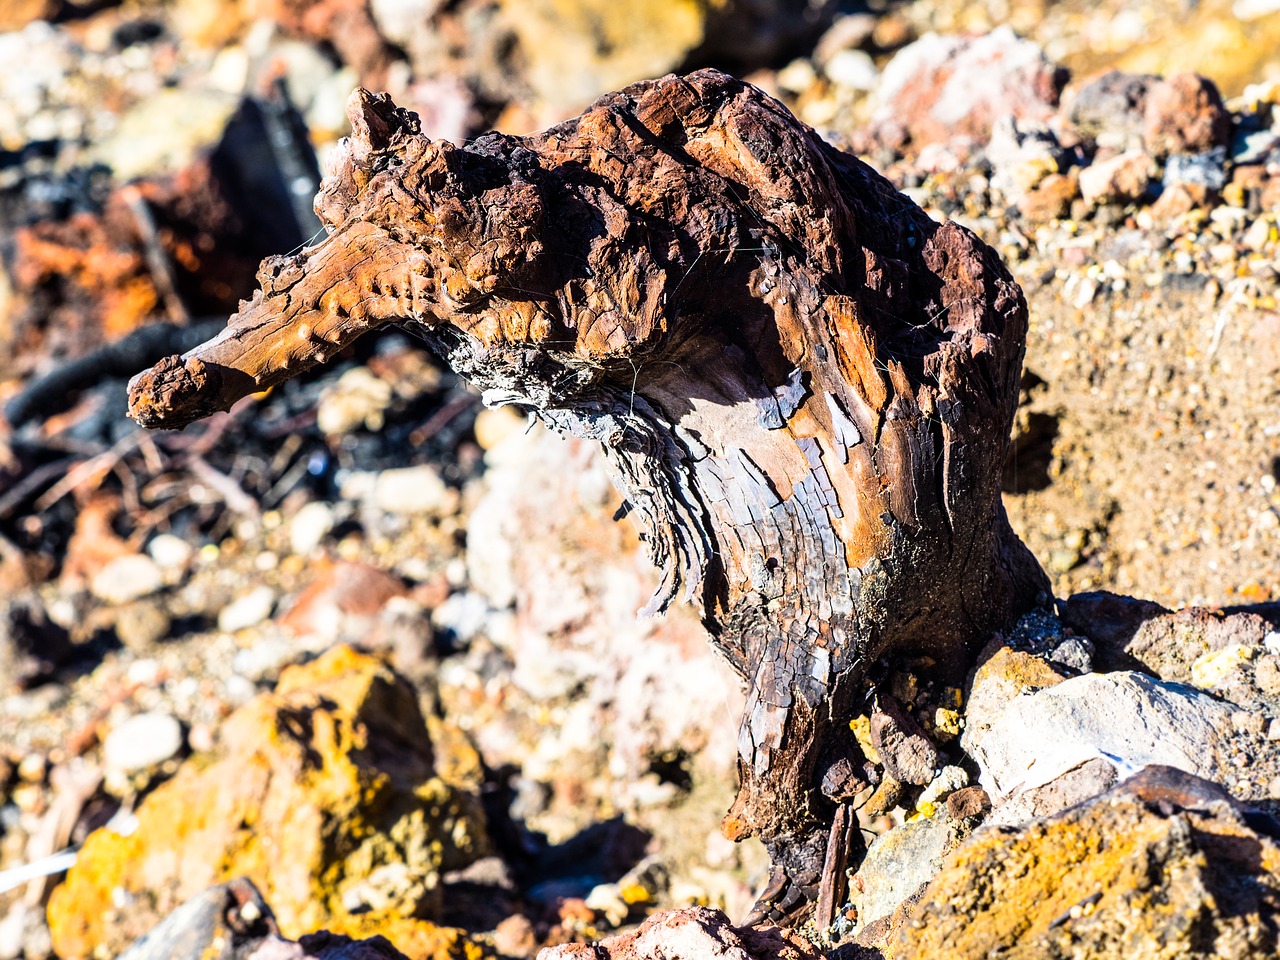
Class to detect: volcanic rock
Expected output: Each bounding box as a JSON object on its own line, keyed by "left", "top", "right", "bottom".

{"left": 47, "top": 645, "right": 489, "bottom": 959}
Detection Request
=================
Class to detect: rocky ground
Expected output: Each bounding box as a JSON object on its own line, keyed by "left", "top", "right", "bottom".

{"left": 2, "top": 1, "right": 1280, "bottom": 959}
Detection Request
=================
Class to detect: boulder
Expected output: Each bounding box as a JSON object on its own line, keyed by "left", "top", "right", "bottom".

{"left": 885, "top": 768, "right": 1280, "bottom": 959}
{"left": 967, "top": 670, "right": 1236, "bottom": 817}
{"left": 47, "top": 646, "right": 489, "bottom": 960}
{"left": 866, "top": 28, "right": 1067, "bottom": 152}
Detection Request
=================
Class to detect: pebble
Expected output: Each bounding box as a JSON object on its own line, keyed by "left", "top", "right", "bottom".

{"left": 1190, "top": 643, "right": 1256, "bottom": 689}
{"left": 371, "top": 465, "right": 459, "bottom": 515}
{"left": 147, "top": 534, "right": 195, "bottom": 571}
{"left": 473, "top": 406, "right": 528, "bottom": 451}
{"left": 217, "top": 586, "right": 277, "bottom": 633}
{"left": 102, "top": 711, "right": 184, "bottom": 777}
{"left": 871, "top": 695, "right": 942, "bottom": 786}
{"left": 90, "top": 554, "right": 165, "bottom": 605}
{"left": 431, "top": 591, "right": 490, "bottom": 646}
{"left": 919, "top": 765, "right": 969, "bottom": 806}
{"left": 289, "top": 501, "right": 336, "bottom": 556}
{"left": 824, "top": 49, "right": 877, "bottom": 91}
{"left": 113, "top": 601, "right": 172, "bottom": 650}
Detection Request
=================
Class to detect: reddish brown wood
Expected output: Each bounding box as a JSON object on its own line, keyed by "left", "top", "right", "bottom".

{"left": 128, "top": 71, "right": 1049, "bottom": 922}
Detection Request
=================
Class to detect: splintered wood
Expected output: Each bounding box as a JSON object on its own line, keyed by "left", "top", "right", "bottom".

{"left": 128, "top": 71, "right": 1049, "bottom": 923}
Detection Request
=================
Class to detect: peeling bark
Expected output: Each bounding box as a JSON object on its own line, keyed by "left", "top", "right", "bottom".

{"left": 128, "top": 72, "right": 1049, "bottom": 922}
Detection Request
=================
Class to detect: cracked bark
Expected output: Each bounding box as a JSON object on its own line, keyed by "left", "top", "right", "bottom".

{"left": 128, "top": 71, "right": 1049, "bottom": 925}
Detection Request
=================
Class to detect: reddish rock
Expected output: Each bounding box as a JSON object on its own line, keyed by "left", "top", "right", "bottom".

{"left": 280, "top": 561, "right": 409, "bottom": 643}
{"left": 944, "top": 785, "right": 990, "bottom": 821}
{"left": 1078, "top": 151, "right": 1155, "bottom": 206}
{"left": 1149, "top": 181, "right": 1216, "bottom": 220}
{"left": 1019, "top": 172, "right": 1078, "bottom": 221}
{"left": 870, "top": 695, "right": 942, "bottom": 786}
{"left": 868, "top": 27, "right": 1067, "bottom": 152}
{"left": 538, "top": 907, "right": 823, "bottom": 960}
{"left": 1142, "top": 73, "right": 1231, "bottom": 158}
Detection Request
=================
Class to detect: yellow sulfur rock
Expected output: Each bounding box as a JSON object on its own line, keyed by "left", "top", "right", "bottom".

{"left": 47, "top": 645, "right": 491, "bottom": 960}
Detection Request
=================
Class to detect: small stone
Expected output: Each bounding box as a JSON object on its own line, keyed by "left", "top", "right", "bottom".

{"left": 946, "top": 785, "right": 991, "bottom": 821}
{"left": 430, "top": 591, "right": 489, "bottom": 647}
{"left": 218, "top": 586, "right": 277, "bottom": 634}
{"left": 1078, "top": 150, "right": 1154, "bottom": 206}
{"left": 1267, "top": 718, "right": 1280, "bottom": 741}
{"left": 317, "top": 366, "right": 394, "bottom": 435}
{"left": 103, "top": 712, "right": 184, "bottom": 777}
{"left": 372, "top": 465, "right": 458, "bottom": 515}
{"left": 919, "top": 765, "right": 969, "bottom": 806}
{"left": 113, "top": 601, "right": 172, "bottom": 651}
{"left": 824, "top": 49, "right": 877, "bottom": 91}
{"left": 17, "top": 752, "right": 47, "bottom": 783}
{"left": 870, "top": 695, "right": 940, "bottom": 786}
{"left": 1064, "top": 71, "right": 1156, "bottom": 152}
{"left": 1190, "top": 643, "right": 1256, "bottom": 689}
{"left": 494, "top": 914, "right": 537, "bottom": 958}
{"left": 1143, "top": 73, "right": 1230, "bottom": 158}
{"left": 1048, "top": 636, "right": 1094, "bottom": 674}
{"left": 1020, "top": 172, "right": 1078, "bottom": 221}
{"left": 775, "top": 57, "right": 818, "bottom": 95}
{"left": 1164, "top": 147, "right": 1229, "bottom": 191}
{"left": 288, "top": 501, "right": 336, "bottom": 556}
{"left": 850, "top": 801, "right": 972, "bottom": 929}
{"left": 862, "top": 775, "right": 904, "bottom": 819}
{"left": 1256, "top": 656, "right": 1280, "bottom": 696}
{"left": 91, "top": 555, "right": 164, "bottom": 605}
{"left": 147, "top": 534, "right": 194, "bottom": 571}
{"left": 473, "top": 406, "right": 527, "bottom": 451}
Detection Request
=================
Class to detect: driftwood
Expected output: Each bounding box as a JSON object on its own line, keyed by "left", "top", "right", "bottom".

{"left": 128, "top": 70, "right": 1049, "bottom": 923}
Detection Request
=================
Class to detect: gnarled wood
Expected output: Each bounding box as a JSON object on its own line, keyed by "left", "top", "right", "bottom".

{"left": 128, "top": 72, "right": 1049, "bottom": 922}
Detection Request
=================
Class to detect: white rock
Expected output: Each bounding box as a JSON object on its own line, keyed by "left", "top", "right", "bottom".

{"left": 370, "top": 0, "right": 444, "bottom": 46}
{"left": 103, "top": 712, "right": 183, "bottom": 776}
{"left": 918, "top": 765, "right": 969, "bottom": 806}
{"left": 776, "top": 58, "right": 818, "bottom": 94}
{"left": 217, "top": 586, "right": 276, "bottom": 633}
{"left": 372, "top": 465, "right": 458, "bottom": 515}
{"left": 91, "top": 555, "right": 164, "bottom": 605}
{"left": 317, "top": 366, "right": 394, "bottom": 435}
{"left": 824, "top": 49, "right": 877, "bottom": 91}
{"left": 431, "top": 591, "right": 490, "bottom": 645}
{"left": 147, "top": 534, "right": 194, "bottom": 570}
{"left": 289, "top": 501, "right": 336, "bottom": 556}
{"left": 969, "top": 671, "right": 1235, "bottom": 804}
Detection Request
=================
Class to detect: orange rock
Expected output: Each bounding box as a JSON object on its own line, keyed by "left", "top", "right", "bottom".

{"left": 280, "top": 561, "right": 409, "bottom": 642}
{"left": 47, "top": 646, "right": 489, "bottom": 960}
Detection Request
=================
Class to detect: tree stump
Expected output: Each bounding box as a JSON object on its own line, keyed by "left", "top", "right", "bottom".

{"left": 128, "top": 70, "right": 1049, "bottom": 924}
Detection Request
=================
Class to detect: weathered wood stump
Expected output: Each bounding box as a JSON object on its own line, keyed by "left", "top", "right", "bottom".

{"left": 128, "top": 70, "right": 1049, "bottom": 924}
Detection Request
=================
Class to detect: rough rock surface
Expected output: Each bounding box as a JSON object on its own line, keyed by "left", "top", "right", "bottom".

{"left": 883, "top": 768, "right": 1280, "bottom": 959}
{"left": 846, "top": 806, "right": 972, "bottom": 932}
{"left": 46, "top": 646, "right": 489, "bottom": 960}
{"left": 1142, "top": 72, "right": 1232, "bottom": 158}
{"left": 537, "top": 907, "right": 823, "bottom": 960}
